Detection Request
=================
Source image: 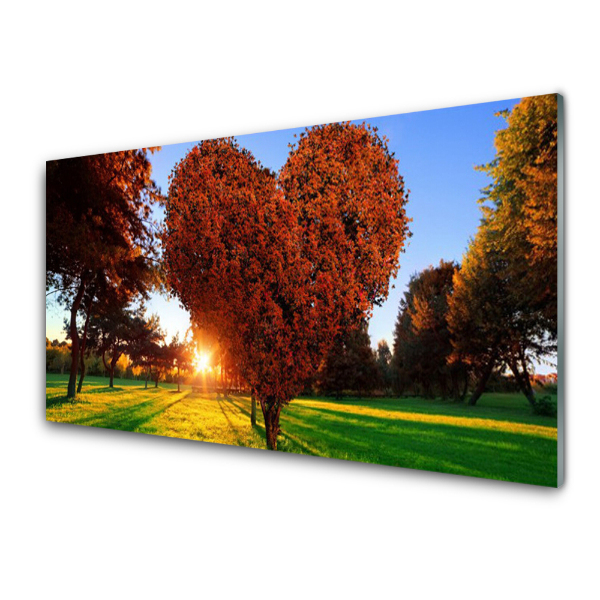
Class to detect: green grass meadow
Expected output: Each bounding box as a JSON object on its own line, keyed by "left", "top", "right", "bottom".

{"left": 46, "top": 373, "right": 558, "bottom": 487}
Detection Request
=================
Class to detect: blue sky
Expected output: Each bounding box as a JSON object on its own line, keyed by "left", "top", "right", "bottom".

{"left": 48, "top": 97, "right": 558, "bottom": 372}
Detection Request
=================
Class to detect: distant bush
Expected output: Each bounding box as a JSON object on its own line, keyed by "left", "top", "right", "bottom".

{"left": 85, "top": 354, "right": 104, "bottom": 376}
{"left": 46, "top": 345, "right": 71, "bottom": 374}
{"left": 532, "top": 395, "right": 557, "bottom": 417}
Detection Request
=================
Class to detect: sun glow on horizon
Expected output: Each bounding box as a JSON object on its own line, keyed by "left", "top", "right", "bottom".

{"left": 194, "top": 351, "right": 211, "bottom": 373}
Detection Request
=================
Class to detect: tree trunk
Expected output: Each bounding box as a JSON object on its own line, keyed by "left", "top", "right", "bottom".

{"left": 439, "top": 374, "right": 448, "bottom": 399}
{"left": 260, "top": 400, "right": 282, "bottom": 450}
{"left": 509, "top": 357, "right": 536, "bottom": 406}
{"left": 519, "top": 349, "right": 536, "bottom": 406}
{"left": 177, "top": 366, "right": 180, "bottom": 392}
{"left": 265, "top": 414, "right": 279, "bottom": 450}
{"left": 461, "top": 370, "right": 469, "bottom": 401}
{"left": 67, "top": 279, "right": 87, "bottom": 399}
{"left": 450, "top": 368, "right": 465, "bottom": 401}
{"left": 469, "top": 354, "right": 496, "bottom": 406}
{"left": 77, "top": 296, "right": 93, "bottom": 394}
{"left": 145, "top": 365, "right": 150, "bottom": 389}
{"left": 77, "top": 357, "right": 86, "bottom": 394}
{"left": 220, "top": 351, "right": 225, "bottom": 397}
{"left": 422, "top": 378, "right": 432, "bottom": 399}
{"left": 251, "top": 390, "right": 257, "bottom": 426}
{"left": 450, "top": 370, "right": 458, "bottom": 401}
{"left": 109, "top": 352, "right": 119, "bottom": 388}
{"left": 102, "top": 350, "right": 109, "bottom": 377}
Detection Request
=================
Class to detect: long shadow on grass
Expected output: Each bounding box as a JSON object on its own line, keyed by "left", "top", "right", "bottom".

{"left": 46, "top": 384, "right": 126, "bottom": 407}
{"left": 222, "top": 396, "right": 271, "bottom": 442}
{"left": 223, "top": 396, "right": 252, "bottom": 419}
{"left": 81, "top": 386, "right": 129, "bottom": 395}
{"left": 278, "top": 431, "right": 320, "bottom": 456}
{"left": 290, "top": 404, "right": 557, "bottom": 446}
{"left": 295, "top": 404, "right": 555, "bottom": 439}
{"left": 71, "top": 397, "right": 185, "bottom": 432}
{"left": 281, "top": 407, "right": 557, "bottom": 486}
{"left": 46, "top": 381, "right": 69, "bottom": 389}
{"left": 216, "top": 397, "right": 250, "bottom": 447}
{"left": 46, "top": 395, "right": 90, "bottom": 409}
{"left": 299, "top": 396, "right": 554, "bottom": 426}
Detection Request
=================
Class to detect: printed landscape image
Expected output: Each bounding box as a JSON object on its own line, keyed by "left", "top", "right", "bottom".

{"left": 46, "top": 94, "right": 560, "bottom": 486}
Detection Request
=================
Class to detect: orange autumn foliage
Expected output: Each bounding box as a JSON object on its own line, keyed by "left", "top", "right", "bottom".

{"left": 163, "top": 123, "right": 410, "bottom": 449}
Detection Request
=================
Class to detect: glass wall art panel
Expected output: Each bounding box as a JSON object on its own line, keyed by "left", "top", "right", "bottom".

{"left": 46, "top": 94, "right": 564, "bottom": 487}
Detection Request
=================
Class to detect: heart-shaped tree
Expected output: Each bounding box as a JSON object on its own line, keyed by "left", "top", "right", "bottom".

{"left": 163, "top": 122, "right": 410, "bottom": 449}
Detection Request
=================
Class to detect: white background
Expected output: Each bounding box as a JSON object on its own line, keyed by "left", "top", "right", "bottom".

{"left": 1, "top": 2, "right": 597, "bottom": 599}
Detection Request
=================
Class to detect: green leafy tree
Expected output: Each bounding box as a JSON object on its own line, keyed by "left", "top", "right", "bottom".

{"left": 393, "top": 261, "right": 466, "bottom": 399}
{"left": 376, "top": 340, "right": 393, "bottom": 394}
{"left": 447, "top": 232, "right": 508, "bottom": 404}
{"left": 151, "top": 342, "right": 173, "bottom": 388}
{"left": 128, "top": 315, "right": 165, "bottom": 389}
{"left": 448, "top": 222, "right": 554, "bottom": 406}
{"left": 88, "top": 304, "right": 144, "bottom": 388}
{"left": 477, "top": 94, "right": 558, "bottom": 332}
{"left": 317, "top": 320, "right": 379, "bottom": 398}
{"left": 448, "top": 95, "right": 558, "bottom": 406}
{"left": 165, "top": 334, "right": 194, "bottom": 392}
